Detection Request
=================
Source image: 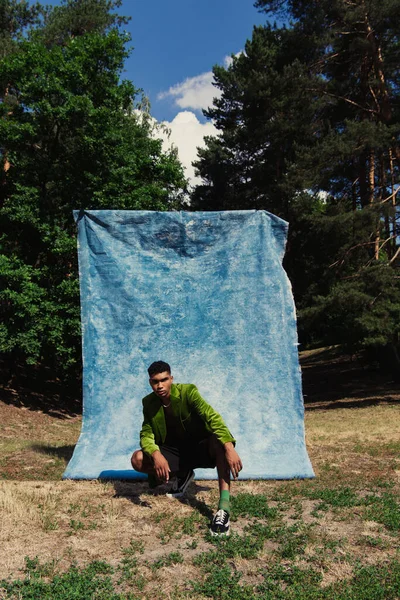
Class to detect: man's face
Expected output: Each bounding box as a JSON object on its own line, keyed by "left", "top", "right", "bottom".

{"left": 149, "top": 371, "right": 174, "bottom": 400}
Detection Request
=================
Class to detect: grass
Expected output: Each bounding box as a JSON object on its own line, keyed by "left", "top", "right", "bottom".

{"left": 1, "top": 559, "right": 123, "bottom": 600}
{"left": 0, "top": 349, "right": 399, "bottom": 598}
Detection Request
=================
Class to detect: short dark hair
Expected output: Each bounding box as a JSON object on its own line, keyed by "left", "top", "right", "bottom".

{"left": 148, "top": 361, "right": 171, "bottom": 377}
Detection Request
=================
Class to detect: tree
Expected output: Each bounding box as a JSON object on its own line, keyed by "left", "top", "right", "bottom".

{"left": 39, "top": 0, "right": 128, "bottom": 46}
{"left": 192, "top": 25, "right": 316, "bottom": 219}
{"left": 0, "top": 0, "right": 186, "bottom": 378}
{"left": 192, "top": 0, "right": 400, "bottom": 369}
{"left": 0, "top": 0, "right": 43, "bottom": 60}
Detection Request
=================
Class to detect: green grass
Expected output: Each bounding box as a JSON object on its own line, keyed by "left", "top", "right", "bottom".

{"left": 1, "top": 399, "right": 399, "bottom": 599}
{"left": 256, "top": 561, "right": 400, "bottom": 599}
{"left": 0, "top": 559, "right": 123, "bottom": 600}
{"left": 117, "top": 540, "right": 145, "bottom": 589}
{"left": 363, "top": 492, "right": 400, "bottom": 531}
{"left": 1, "top": 479, "right": 400, "bottom": 599}
{"left": 299, "top": 485, "right": 400, "bottom": 531}
{"left": 3, "top": 556, "right": 400, "bottom": 600}
{"left": 231, "top": 492, "right": 279, "bottom": 520}
{"left": 353, "top": 441, "right": 400, "bottom": 457}
{"left": 2, "top": 475, "right": 398, "bottom": 598}
{"left": 150, "top": 551, "right": 184, "bottom": 571}
{"left": 191, "top": 564, "right": 258, "bottom": 600}
{"left": 303, "top": 485, "right": 361, "bottom": 507}
{"left": 192, "top": 553, "right": 400, "bottom": 600}
{"left": 156, "top": 510, "right": 205, "bottom": 543}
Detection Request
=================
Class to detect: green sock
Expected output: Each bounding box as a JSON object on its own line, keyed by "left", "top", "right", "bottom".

{"left": 218, "top": 490, "right": 230, "bottom": 513}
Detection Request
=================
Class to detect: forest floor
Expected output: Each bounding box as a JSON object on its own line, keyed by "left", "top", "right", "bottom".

{"left": 0, "top": 347, "right": 399, "bottom": 599}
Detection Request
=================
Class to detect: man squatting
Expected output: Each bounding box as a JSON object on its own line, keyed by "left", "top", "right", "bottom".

{"left": 131, "top": 361, "right": 243, "bottom": 536}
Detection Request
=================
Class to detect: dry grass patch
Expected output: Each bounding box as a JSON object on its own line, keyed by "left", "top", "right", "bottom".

{"left": 0, "top": 400, "right": 81, "bottom": 480}
{"left": 0, "top": 349, "right": 399, "bottom": 598}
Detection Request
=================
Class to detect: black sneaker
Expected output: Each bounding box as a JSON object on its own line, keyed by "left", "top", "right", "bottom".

{"left": 166, "top": 469, "right": 195, "bottom": 498}
{"left": 210, "top": 509, "right": 230, "bottom": 536}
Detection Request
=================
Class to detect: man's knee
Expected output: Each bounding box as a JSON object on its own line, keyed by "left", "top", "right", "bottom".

{"left": 131, "top": 450, "right": 143, "bottom": 471}
{"left": 209, "top": 434, "right": 224, "bottom": 456}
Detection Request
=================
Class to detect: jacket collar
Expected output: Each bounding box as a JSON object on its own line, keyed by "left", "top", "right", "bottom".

{"left": 150, "top": 383, "right": 180, "bottom": 406}
{"left": 170, "top": 383, "right": 180, "bottom": 400}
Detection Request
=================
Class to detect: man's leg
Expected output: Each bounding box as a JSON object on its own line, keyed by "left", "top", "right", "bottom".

{"left": 131, "top": 448, "right": 192, "bottom": 493}
{"left": 208, "top": 435, "right": 232, "bottom": 535}
{"left": 209, "top": 435, "right": 231, "bottom": 510}
{"left": 131, "top": 450, "right": 155, "bottom": 474}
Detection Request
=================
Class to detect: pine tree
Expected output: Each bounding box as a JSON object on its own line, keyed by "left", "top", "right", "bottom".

{"left": 192, "top": 24, "right": 316, "bottom": 219}
{"left": 192, "top": 0, "right": 400, "bottom": 371}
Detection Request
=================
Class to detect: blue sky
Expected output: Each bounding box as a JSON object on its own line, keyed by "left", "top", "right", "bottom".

{"left": 45, "top": 0, "right": 270, "bottom": 183}
{"left": 123, "top": 0, "right": 268, "bottom": 122}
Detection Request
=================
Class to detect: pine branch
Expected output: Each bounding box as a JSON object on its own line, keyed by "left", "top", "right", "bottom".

{"left": 329, "top": 241, "right": 377, "bottom": 268}
{"left": 389, "top": 246, "right": 400, "bottom": 265}
{"left": 308, "top": 89, "right": 378, "bottom": 114}
{"left": 378, "top": 187, "right": 399, "bottom": 206}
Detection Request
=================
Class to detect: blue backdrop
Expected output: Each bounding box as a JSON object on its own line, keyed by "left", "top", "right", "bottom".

{"left": 63, "top": 210, "right": 314, "bottom": 480}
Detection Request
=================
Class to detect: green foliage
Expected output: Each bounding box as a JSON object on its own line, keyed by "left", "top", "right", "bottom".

{"left": 0, "top": 557, "right": 122, "bottom": 600}
{"left": 276, "top": 523, "right": 309, "bottom": 559}
{"left": 302, "top": 485, "right": 400, "bottom": 531}
{"left": 231, "top": 492, "right": 278, "bottom": 520}
{"left": 257, "top": 564, "right": 323, "bottom": 599}
{"left": 150, "top": 551, "right": 183, "bottom": 571}
{"left": 117, "top": 540, "right": 145, "bottom": 587}
{"left": 257, "top": 561, "right": 400, "bottom": 599}
{"left": 0, "top": 0, "right": 43, "bottom": 60}
{"left": 363, "top": 492, "right": 400, "bottom": 531}
{"left": 0, "top": 0, "right": 186, "bottom": 377}
{"left": 194, "top": 531, "right": 266, "bottom": 567}
{"left": 327, "top": 561, "right": 400, "bottom": 600}
{"left": 192, "top": 0, "right": 400, "bottom": 361}
{"left": 40, "top": 0, "right": 128, "bottom": 46}
{"left": 192, "top": 564, "right": 257, "bottom": 600}
{"left": 192, "top": 25, "right": 314, "bottom": 218}
{"left": 304, "top": 486, "right": 361, "bottom": 508}
{"left": 156, "top": 511, "right": 205, "bottom": 543}
{"left": 299, "top": 264, "right": 400, "bottom": 354}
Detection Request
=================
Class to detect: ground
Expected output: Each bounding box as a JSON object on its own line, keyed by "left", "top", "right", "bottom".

{"left": 0, "top": 347, "right": 399, "bottom": 599}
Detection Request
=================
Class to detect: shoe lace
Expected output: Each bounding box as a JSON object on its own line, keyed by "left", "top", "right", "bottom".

{"left": 214, "top": 510, "right": 228, "bottom": 526}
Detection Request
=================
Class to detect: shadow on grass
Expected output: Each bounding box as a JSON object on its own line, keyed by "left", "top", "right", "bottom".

{"left": 112, "top": 480, "right": 154, "bottom": 507}
{"left": 183, "top": 491, "right": 214, "bottom": 520}
{"left": 30, "top": 443, "right": 76, "bottom": 462}
{"left": 305, "top": 397, "right": 400, "bottom": 411}
{"left": 110, "top": 479, "right": 214, "bottom": 518}
{"left": 301, "top": 348, "right": 399, "bottom": 408}
{"left": 0, "top": 360, "right": 81, "bottom": 419}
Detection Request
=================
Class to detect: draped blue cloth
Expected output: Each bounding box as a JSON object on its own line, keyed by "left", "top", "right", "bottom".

{"left": 63, "top": 210, "right": 314, "bottom": 480}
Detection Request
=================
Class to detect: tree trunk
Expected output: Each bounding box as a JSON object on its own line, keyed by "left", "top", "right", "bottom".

{"left": 364, "top": 16, "right": 392, "bottom": 123}
{"left": 368, "top": 149, "right": 380, "bottom": 261}
{"left": 388, "top": 147, "right": 397, "bottom": 259}
{"left": 2, "top": 87, "right": 11, "bottom": 174}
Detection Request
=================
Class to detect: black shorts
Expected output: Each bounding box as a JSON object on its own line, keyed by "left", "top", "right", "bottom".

{"left": 159, "top": 437, "right": 216, "bottom": 473}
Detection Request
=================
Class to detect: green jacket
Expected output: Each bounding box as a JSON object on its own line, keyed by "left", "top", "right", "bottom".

{"left": 140, "top": 383, "right": 235, "bottom": 456}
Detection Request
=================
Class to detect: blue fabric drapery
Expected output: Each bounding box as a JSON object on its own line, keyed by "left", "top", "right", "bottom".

{"left": 63, "top": 210, "right": 314, "bottom": 480}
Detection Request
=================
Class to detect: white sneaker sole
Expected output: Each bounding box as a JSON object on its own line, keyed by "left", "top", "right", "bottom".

{"left": 209, "top": 528, "right": 230, "bottom": 537}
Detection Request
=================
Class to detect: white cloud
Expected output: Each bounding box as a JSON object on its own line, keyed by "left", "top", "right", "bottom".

{"left": 158, "top": 71, "right": 220, "bottom": 112}
{"left": 158, "top": 111, "right": 218, "bottom": 186}
{"left": 158, "top": 53, "right": 243, "bottom": 113}
{"left": 223, "top": 51, "right": 243, "bottom": 68}
{"left": 151, "top": 54, "right": 244, "bottom": 186}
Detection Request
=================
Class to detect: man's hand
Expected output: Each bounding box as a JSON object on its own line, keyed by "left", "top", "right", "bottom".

{"left": 224, "top": 442, "right": 243, "bottom": 480}
{"left": 152, "top": 450, "right": 171, "bottom": 483}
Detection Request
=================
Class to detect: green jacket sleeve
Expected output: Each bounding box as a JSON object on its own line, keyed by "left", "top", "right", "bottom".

{"left": 139, "top": 406, "right": 160, "bottom": 456}
{"left": 188, "top": 385, "right": 236, "bottom": 445}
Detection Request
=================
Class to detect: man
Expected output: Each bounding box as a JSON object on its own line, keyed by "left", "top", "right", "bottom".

{"left": 131, "top": 361, "right": 243, "bottom": 536}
